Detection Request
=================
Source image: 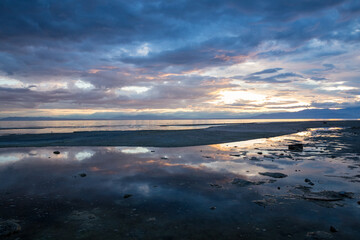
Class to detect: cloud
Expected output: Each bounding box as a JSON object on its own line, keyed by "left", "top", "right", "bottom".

{"left": 0, "top": 0, "right": 359, "bottom": 116}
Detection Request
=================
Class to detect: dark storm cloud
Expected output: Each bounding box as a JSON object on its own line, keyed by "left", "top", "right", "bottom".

{"left": 0, "top": 0, "right": 358, "bottom": 75}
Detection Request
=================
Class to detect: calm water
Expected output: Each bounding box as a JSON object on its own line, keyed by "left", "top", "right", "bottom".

{"left": 0, "top": 119, "right": 346, "bottom": 135}
{"left": 0, "top": 127, "right": 359, "bottom": 239}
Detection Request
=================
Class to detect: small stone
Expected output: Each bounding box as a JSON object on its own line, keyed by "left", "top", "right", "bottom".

{"left": 79, "top": 173, "right": 87, "bottom": 177}
{"left": 329, "top": 226, "right": 337, "bottom": 232}
{"left": 53, "top": 151, "right": 60, "bottom": 154}
{"left": 277, "top": 187, "right": 281, "bottom": 190}
{"left": 210, "top": 206, "right": 216, "bottom": 210}
{"left": 123, "top": 194, "right": 132, "bottom": 199}
{"left": 257, "top": 152, "right": 263, "bottom": 155}
{"left": 288, "top": 144, "right": 303, "bottom": 151}
{"left": 357, "top": 201, "right": 360, "bottom": 205}
{"left": 259, "top": 172, "right": 288, "bottom": 178}
{"left": 0, "top": 220, "right": 21, "bottom": 236}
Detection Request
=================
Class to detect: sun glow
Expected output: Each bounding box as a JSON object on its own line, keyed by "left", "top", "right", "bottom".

{"left": 217, "top": 90, "right": 266, "bottom": 104}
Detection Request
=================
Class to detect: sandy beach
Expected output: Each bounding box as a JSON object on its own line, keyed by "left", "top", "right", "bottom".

{"left": 1, "top": 120, "right": 359, "bottom": 148}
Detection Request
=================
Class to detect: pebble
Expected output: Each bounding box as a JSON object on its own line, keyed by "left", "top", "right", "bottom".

{"left": 0, "top": 220, "right": 21, "bottom": 236}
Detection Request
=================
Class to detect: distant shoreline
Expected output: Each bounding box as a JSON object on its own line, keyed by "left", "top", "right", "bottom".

{"left": 0, "top": 120, "right": 359, "bottom": 148}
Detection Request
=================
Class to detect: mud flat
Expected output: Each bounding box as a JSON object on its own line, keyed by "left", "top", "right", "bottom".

{"left": 0, "top": 120, "right": 359, "bottom": 148}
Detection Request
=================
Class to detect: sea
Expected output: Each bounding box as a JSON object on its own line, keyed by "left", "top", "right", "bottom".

{"left": 0, "top": 118, "right": 339, "bottom": 135}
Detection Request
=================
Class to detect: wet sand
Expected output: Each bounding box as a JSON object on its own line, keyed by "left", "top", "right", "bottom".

{"left": 0, "top": 126, "right": 360, "bottom": 239}
{"left": 0, "top": 120, "right": 359, "bottom": 148}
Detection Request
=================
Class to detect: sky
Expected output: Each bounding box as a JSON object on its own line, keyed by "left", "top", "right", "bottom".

{"left": 0, "top": 0, "right": 359, "bottom": 118}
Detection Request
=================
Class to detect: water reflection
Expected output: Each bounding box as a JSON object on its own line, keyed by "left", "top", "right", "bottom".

{"left": 0, "top": 127, "right": 359, "bottom": 239}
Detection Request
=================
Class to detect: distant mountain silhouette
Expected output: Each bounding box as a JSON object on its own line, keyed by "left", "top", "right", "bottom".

{"left": 252, "top": 107, "right": 360, "bottom": 119}
{"left": 1, "top": 107, "right": 359, "bottom": 121}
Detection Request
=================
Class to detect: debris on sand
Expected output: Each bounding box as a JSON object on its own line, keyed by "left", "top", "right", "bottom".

{"left": 292, "top": 185, "right": 354, "bottom": 203}
{"left": 288, "top": 144, "right": 304, "bottom": 151}
{"left": 0, "top": 220, "right": 21, "bottom": 237}
{"left": 252, "top": 198, "right": 277, "bottom": 207}
{"left": 53, "top": 150, "right": 60, "bottom": 154}
{"left": 259, "top": 172, "right": 288, "bottom": 178}
{"left": 306, "top": 231, "right": 333, "bottom": 239}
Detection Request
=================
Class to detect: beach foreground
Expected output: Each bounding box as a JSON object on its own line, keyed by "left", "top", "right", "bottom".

{"left": 0, "top": 123, "right": 360, "bottom": 239}
{"left": 0, "top": 120, "right": 360, "bottom": 148}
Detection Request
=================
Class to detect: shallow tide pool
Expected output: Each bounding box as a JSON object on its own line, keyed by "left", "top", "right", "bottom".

{"left": 0, "top": 127, "right": 359, "bottom": 239}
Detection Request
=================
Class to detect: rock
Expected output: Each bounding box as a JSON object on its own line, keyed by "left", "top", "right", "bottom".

{"left": 53, "top": 151, "right": 60, "bottom": 154}
{"left": 209, "top": 206, "right": 216, "bottom": 210}
{"left": 288, "top": 144, "right": 303, "bottom": 151}
{"left": 302, "top": 191, "right": 354, "bottom": 201}
{"left": 257, "top": 152, "right": 263, "bottom": 155}
{"left": 259, "top": 172, "right": 288, "bottom": 178}
{"left": 305, "top": 178, "right": 315, "bottom": 186}
{"left": 209, "top": 183, "right": 222, "bottom": 188}
{"left": 230, "top": 154, "right": 241, "bottom": 157}
{"left": 123, "top": 194, "right": 132, "bottom": 199}
{"left": 79, "top": 173, "right": 87, "bottom": 177}
{"left": 161, "top": 157, "right": 168, "bottom": 160}
{"left": 357, "top": 201, "right": 360, "bottom": 205}
{"left": 306, "top": 231, "right": 333, "bottom": 239}
{"left": 329, "top": 226, "right": 337, "bottom": 232}
{"left": 0, "top": 220, "right": 21, "bottom": 236}
{"left": 231, "top": 178, "right": 253, "bottom": 187}
{"left": 232, "top": 178, "right": 276, "bottom": 187}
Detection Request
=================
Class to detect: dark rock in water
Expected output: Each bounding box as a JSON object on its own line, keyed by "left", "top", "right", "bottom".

{"left": 357, "top": 201, "right": 360, "bottom": 205}
{"left": 329, "top": 226, "right": 338, "bottom": 232}
{"left": 123, "top": 194, "right": 132, "bottom": 199}
{"left": 53, "top": 151, "right": 60, "bottom": 154}
{"left": 257, "top": 152, "right": 263, "bottom": 155}
{"left": 209, "top": 206, "right": 216, "bottom": 210}
{"left": 230, "top": 154, "right": 241, "bottom": 157}
{"left": 231, "top": 178, "right": 253, "bottom": 186}
{"left": 305, "top": 178, "right": 315, "bottom": 186}
{"left": 302, "top": 191, "right": 354, "bottom": 201}
{"left": 231, "top": 178, "right": 276, "bottom": 186}
{"left": 161, "top": 157, "right": 168, "bottom": 160}
{"left": 288, "top": 144, "right": 303, "bottom": 151}
{"left": 259, "top": 172, "right": 288, "bottom": 178}
{"left": 79, "top": 173, "right": 87, "bottom": 177}
{"left": 209, "top": 183, "right": 222, "bottom": 188}
{"left": 0, "top": 220, "right": 21, "bottom": 236}
{"left": 306, "top": 231, "right": 333, "bottom": 239}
